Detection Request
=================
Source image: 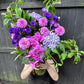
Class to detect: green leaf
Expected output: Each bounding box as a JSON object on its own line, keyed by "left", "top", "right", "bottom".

{"left": 43, "top": 0, "right": 48, "bottom": 4}
{"left": 25, "top": 11, "right": 30, "bottom": 23}
{"left": 74, "top": 55, "right": 81, "bottom": 64}
{"left": 7, "top": 25, "right": 11, "bottom": 32}
{"left": 3, "top": 18, "right": 11, "bottom": 26}
{"left": 14, "top": 54, "right": 21, "bottom": 61}
{"left": 22, "top": 57, "right": 29, "bottom": 64}
{"left": 67, "top": 52, "right": 75, "bottom": 58}
{"left": 59, "top": 43, "right": 65, "bottom": 53}
{"left": 74, "top": 45, "right": 79, "bottom": 51}
{"left": 29, "top": 16, "right": 34, "bottom": 21}
{"left": 51, "top": 7, "right": 56, "bottom": 14}
{"left": 61, "top": 52, "right": 67, "bottom": 60}
{"left": 79, "top": 51, "right": 84, "bottom": 54}
{"left": 44, "top": 49, "right": 51, "bottom": 59}
{"left": 18, "top": 0, "right": 25, "bottom": 3}
{"left": 57, "top": 63, "right": 62, "bottom": 66}
{"left": 10, "top": 51, "right": 17, "bottom": 54}
{"left": 52, "top": 48, "right": 60, "bottom": 55}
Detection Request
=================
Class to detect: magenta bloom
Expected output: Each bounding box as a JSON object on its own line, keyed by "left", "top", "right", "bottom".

{"left": 55, "top": 26, "right": 65, "bottom": 36}
{"left": 19, "top": 38, "right": 30, "bottom": 49}
{"left": 40, "top": 27, "right": 49, "bottom": 36}
{"left": 29, "top": 61, "right": 37, "bottom": 68}
{"left": 35, "top": 32, "right": 44, "bottom": 42}
{"left": 17, "top": 18, "right": 27, "bottom": 28}
{"left": 39, "top": 17, "right": 48, "bottom": 27}
{"left": 34, "top": 45, "right": 45, "bottom": 55}
{"left": 54, "top": 23, "right": 60, "bottom": 28}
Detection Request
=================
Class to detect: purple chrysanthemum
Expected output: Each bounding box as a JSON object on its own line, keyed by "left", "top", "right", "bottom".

{"left": 29, "top": 12, "right": 42, "bottom": 20}
{"left": 43, "top": 12, "right": 52, "bottom": 18}
{"left": 17, "top": 18, "right": 27, "bottom": 28}
{"left": 26, "top": 27, "right": 32, "bottom": 34}
{"left": 43, "top": 31, "right": 60, "bottom": 50}
{"left": 30, "top": 21, "right": 36, "bottom": 26}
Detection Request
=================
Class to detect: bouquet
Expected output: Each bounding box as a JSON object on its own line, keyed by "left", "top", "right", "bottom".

{"left": 1, "top": 0, "right": 84, "bottom": 77}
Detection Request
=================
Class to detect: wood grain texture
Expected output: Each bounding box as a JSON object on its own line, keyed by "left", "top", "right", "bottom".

{"left": 0, "top": 0, "right": 84, "bottom": 84}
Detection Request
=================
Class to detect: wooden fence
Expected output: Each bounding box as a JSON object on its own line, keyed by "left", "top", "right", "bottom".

{"left": 0, "top": 0, "right": 84, "bottom": 84}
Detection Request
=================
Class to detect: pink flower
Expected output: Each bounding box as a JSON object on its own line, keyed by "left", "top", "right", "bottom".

{"left": 39, "top": 17, "right": 48, "bottom": 27}
{"left": 29, "top": 38, "right": 39, "bottom": 48}
{"left": 55, "top": 26, "right": 65, "bottom": 36}
{"left": 11, "top": 33, "right": 15, "bottom": 39}
{"left": 33, "top": 56, "right": 42, "bottom": 62}
{"left": 34, "top": 45, "right": 44, "bottom": 55}
{"left": 35, "top": 32, "right": 44, "bottom": 42}
{"left": 17, "top": 18, "right": 27, "bottom": 28}
{"left": 29, "top": 61, "right": 37, "bottom": 68}
{"left": 29, "top": 50, "right": 35, "bottom": 56}
{"left": 54, "top": 23, "right": 59, "bottom": 28}
{"left": 25, "top": 55, "right": 31, "bottom": 59}
{"left": 19, "top": 38, "right": 30, "bottom": 49}
{"left": 40, "top": 27, "right": 49, "bottom": 36}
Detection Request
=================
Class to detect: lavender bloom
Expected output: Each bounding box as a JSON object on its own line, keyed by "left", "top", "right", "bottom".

{"left": 42, "top": 7, "right": 47, "bottom": 12}
{"left": 13, "top": 27, "right": 20, "bottom": 34}
{"left": 43, "top": 12, "right": 52, "bottom": 18}
{"left": 9, "top": 27, "right": 14, "bottom": 34}
{"left": 30, "top": 21, "right": 36, "bottom": 26}
{"left": 43, "top": 31, "right": 60, "bottom": 50}
{"left": 29, "top": 12, "right": 42, "bottom": 20}
{"left": 26, "top": 27, "right": 32, "bottom": 34}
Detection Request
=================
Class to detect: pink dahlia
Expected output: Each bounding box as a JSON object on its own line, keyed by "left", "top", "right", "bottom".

{"left": 19, "top": 37, "right": 30, "bottom": 49}
{"left": 40, "top": 27, "right": 49, "bottom": 36}
{"left": 39, "top": 17, "right": 48, "bottom": 27}
{"left": 55, "top": 26, "right": 65, "bottom": 36}
{"left": 17, "top": 18, "right": 27, "bottom": 28}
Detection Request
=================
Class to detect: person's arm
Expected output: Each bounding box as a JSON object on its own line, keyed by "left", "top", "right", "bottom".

{"left": 39, "top": 59, "right": 59, "bottom": 81}
{"left": 21, "top": 64, "right": 33, "bottom": 79}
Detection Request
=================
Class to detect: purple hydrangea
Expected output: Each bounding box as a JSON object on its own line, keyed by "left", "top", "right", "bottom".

{"left": 9, "top": 27, "right": 14, "bottom": 34}
{"left": 42, "top": 7, "right": 47, "bottom": 12}
{"left": 26, "top": 27, "right": 32, "bottom": 34}
{"left": 43, "top": 31, "right": 60, "bottom": 50}
{"left": 29, "top": 12, "right": 42, "bottom": 20}
{"left": 30, "top": 21, "right": 36, "bottom": 26}
{"left": 43, "top": 12, "right": 52, "bottom": 18}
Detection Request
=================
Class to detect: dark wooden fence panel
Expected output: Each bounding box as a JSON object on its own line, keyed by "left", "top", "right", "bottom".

{"left": 0, "top": 0, "right": 84, "bottom": 84}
